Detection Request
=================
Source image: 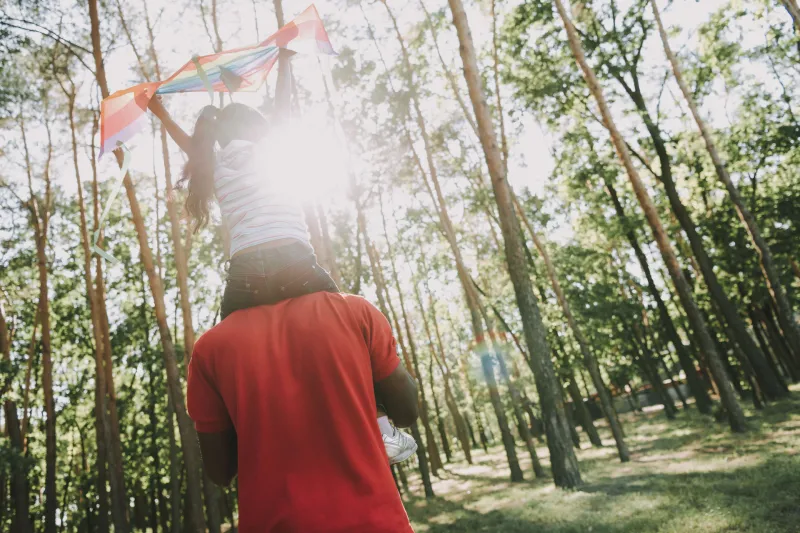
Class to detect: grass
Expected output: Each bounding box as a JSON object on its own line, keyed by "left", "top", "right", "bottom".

{"left": 403, "top": 384, "right": 800, "bottom": 532}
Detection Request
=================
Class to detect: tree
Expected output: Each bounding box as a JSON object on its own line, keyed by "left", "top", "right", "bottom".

{"left": 447, "top": 0, "right": 582, "bottom": 487}
{"left": 87, "top": 0, "right": 206, "bottom": 529}
{"left": 650, "top": 0, "right": 800, "bottom": 360}
{"left": 552, "top": 0, "right": 747, "bottom": 432}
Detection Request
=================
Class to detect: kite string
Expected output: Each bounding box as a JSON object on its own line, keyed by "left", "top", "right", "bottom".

{"left": 91, "top": 142, "right": 131, "bottom": 263}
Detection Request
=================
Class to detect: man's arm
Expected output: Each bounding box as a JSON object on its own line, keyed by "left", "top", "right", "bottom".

{"left": 375, "top": 364, "right": 418, "bottom": 428}
{"left": 197, "top": 429, "right": 238, "bottom": 486}
{"left": 360, "top": 297, "right": 419, "bottom": 427}
{"left": 187, "top": 344, "right": 237, "bottom": 487}
{"left": 148, "top": 95, "right": 192, "bottom": 154}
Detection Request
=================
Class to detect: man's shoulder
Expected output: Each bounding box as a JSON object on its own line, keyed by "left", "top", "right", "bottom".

{"left": 193, "top": 321, "right": 228, "bottom": 357}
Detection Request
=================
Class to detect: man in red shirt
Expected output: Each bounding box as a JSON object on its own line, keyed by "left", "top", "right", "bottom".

{"left": 187, "top": 292, "right": 418, "bottom": 532}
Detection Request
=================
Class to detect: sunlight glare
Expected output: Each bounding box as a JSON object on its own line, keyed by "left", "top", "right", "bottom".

{"left": 255, "top": 107, "right": 350, "bottom": 207}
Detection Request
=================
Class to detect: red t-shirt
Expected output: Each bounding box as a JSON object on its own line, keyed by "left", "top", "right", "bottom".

{"left": 187, "top": 292, "right": 414, "bottom": 533}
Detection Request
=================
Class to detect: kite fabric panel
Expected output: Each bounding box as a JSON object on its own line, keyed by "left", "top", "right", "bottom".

{"left": 99, "top": 4, "right": 335, "bottom": 157}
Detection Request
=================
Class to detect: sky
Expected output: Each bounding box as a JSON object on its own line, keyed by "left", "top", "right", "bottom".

{"left": 1, "top": 0, "right": 777, "bottom": 263}
{"left": 39, "top": 0, "right": 735, "bottom": 196}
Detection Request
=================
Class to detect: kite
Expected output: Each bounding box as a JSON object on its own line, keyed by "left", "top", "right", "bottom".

{"left": 99, "top": 4, "right": 335, "bottom": 157}
{"left": 92, "top": 4, "right": 335, "bottom": 262}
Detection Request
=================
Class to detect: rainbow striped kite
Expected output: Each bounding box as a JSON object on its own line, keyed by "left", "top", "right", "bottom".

{"left": 99, "top": 4, "right": 335, "bottom": 157}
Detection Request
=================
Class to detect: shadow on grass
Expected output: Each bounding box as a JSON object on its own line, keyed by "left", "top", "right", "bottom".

{"left": 408, "top": 456, "right": 800, "bottom": 532}
{"left": 406, "top": 388, "right": 800, "bottom": 532}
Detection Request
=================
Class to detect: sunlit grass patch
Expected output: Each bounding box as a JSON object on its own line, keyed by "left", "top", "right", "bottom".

{"left": 405, "top": 384, "right": 800, "bottom": 532}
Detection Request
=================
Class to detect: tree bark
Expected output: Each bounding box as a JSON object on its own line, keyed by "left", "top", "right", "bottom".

{"left": 358, "top": 205, "right": 435, "bottom": 497}
{"left": 554, "top": 0, "right": 747, "bottom": 432}
{"left": 1, "top": 304, "right": 33, "bottom": 533}
{"left": 519, "top": 212, "right": 629, "bottom": 461}
{"left": 779, "top": 0, "right": 800, "bottom": 33}
{"left": 619, "top": 59, "right": 784, "bottom": 401}
{"left": 448, "top": 0, "right": 582, "bottom": 487}
{"left": 602, "top": 177, "right": 713, "bottom": 413}
{"left": 317, "top": 204, "right": 343, "bottom": 287}
{"left": 429, "top": 365, "right": 452, "bottom": 463}
{"left": 790, "top": 259, "right": 800, "bottom": 283}
{"left": 493, "top": 348, "right": 546, "bottom": 478}
{"left": 566, "top": 375, "right": 602, "bottom": 447}
{"left": 411, "top": 256, "right": 473, "bottom": 464}
{"left": 552, "top": 334, "right": 603, "bottom": 447}
{"left": 88, "top": 0, "right": 206, "bottom": 528}
{"left": 651, "top": 0, "right": 800, "bottom": 360}
{"left": 418, "top": 0, "right": 478, "bottom": 136}
{"left": 167, "top": 396, "right": 182, "bottom": 533}
{"left": 273, "top": 0, "right": 292, "bottom": 116}
{"left": 490, "top": 0, "right": 509, "bottom": 169}
{"left": 62, "top": 82, "right": 116, "bottom": 533}
{"left": 89, "top": 117, "right": 128, "bottom": 533}
{"left": 20, "top": 112, "right": 57, "bottom": 533}
{"left": 381, "top": 0, "right": 523, "bottom": 481}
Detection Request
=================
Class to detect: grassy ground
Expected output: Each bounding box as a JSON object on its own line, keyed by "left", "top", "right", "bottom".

{"left": 403, "top": 385, "right": 800, "bottom": 532}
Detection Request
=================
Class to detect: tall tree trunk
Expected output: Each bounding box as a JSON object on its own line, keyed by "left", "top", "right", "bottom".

{"left": 87, "top": 1, "right": 206, "bottom": 528}
{"left": 762, "top": 306, "right": 800, "bottom": 371}
{"left": 553, "top": 0, "right": 747, "bottom": 432}
{"left": 617, "top": 58, "right": 784, "bottom": 402}
{"left": 628, "top": 325, "right": 678, "bottom": 418}
{"left": 381, "top": 0, "right": 523, "bottom": 481}
{"left": 20, "top": 112, "right": 57, "bottom": 533}
{"left": 1, "top": 304, "right": 33, "bottom": 533}
{"left": 429, "top": 363, "right": 452, "bottom": 463}
{"left": 365, "top": 206, "right": 443, "bottom": 474}
{"left": 147, "top": 9, "right": 221, "bottom": 529}
{"left": 553, "top": 336, "right": 603, "bottom": 447}
{"left": 779, "top": 0, "right": 800, "bottom": 33}
{"left": 62, "top": 84, "right": 114, "bottom": 533}
{"left": 317, "top": 205, "right": 343, "bottom": 287}
{"left": 418, "top": 0, "right": 478, "bottom": 136}
{"left": 201, "top": 477, "right": 222, "bottom": 533}
{"left": 414, "top": 273, "right": 473, "bottom": 464}
{"left": 602, "top": 178, "right": 713, "bottom": 413}
{"left": 273, "top": 0, "right": 292, "bottom": 115}
{"left": 89, "top": 116, "right": 128, "bottom": 533}
{"left": 158, "top": 124, "right": 196, "bottom": 360}
{"left": 448, "top": 0, "right": 582, "bottom": 487}
{"left": 167, "top": 395, "right": 182, "bottom": 533}
{"left": 148, "top": 361, "right": 162, "bottom": 533}
{"left": 520, "top": 215, "right": 629, "bottom": 461}
{"left": 376, "top": 1, "right": 522, "bottom": 481}
{"left": 382, "top": 196, "right": 472, "bottom": 465}
{"left": 651, "top": 0, "right": 800, "bottom": 359}
{"left": 490, "top": 0, "right": 509, "bottom": 168}
{"left": 358, "top": 205, "right": 435, "bottom": 497}
{"left": 566, "top": 375, "right": 602, "bottom": 447}
{"left": 493, "top": 348, "right": 547, "bottom": 478}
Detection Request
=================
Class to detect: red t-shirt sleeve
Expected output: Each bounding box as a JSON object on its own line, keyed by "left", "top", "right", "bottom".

{"left": 357, "top": 297, "right": 401, "bottom": 382}
{"left": 187, "top": 345, "right": 233, "bottom": 433}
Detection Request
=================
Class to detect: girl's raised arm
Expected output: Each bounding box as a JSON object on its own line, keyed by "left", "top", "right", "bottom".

{"left": 148, "top": 96, "right": 192, "bottom": 154}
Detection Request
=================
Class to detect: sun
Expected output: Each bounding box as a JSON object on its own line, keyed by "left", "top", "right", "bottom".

{"left": 254, "top": 106, "right": 351, "bottom": 207}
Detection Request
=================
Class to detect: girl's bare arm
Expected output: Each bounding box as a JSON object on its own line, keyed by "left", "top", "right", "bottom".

{"left": 148, "top": 95, "right": 192, "bottom": 154}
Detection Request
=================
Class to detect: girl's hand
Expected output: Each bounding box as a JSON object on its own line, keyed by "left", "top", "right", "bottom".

{"left": 148, "top": 94, "right": 168, "bottom": 119}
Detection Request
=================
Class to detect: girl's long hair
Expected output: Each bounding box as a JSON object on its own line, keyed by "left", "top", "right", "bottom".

{"left": 179, "top": 103, "right": 268, "bottom": 230}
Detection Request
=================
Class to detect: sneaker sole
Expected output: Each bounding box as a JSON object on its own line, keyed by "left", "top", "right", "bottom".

{"left": 389, "top": 440, "right": 418, "bottom": 465}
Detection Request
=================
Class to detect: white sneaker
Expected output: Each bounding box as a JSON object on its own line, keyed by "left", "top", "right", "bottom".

{"left": 383, "top": 428, "right": 418, "bottom": 465}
